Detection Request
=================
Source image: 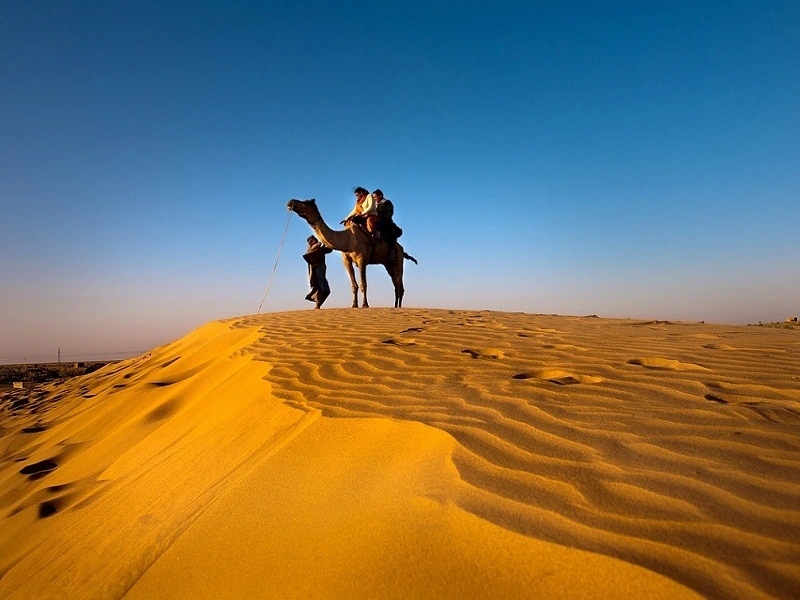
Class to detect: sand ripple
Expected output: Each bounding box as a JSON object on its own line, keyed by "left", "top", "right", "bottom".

{"left": 237, "top": 309, "right": 800, "bottom": 599}
{"left": 2, "top": 309, "right": 798, "bottom": 599}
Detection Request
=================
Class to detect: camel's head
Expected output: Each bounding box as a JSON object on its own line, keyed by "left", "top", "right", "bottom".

{"left": 287, "top": 198, "right": 320, "bottom": 224}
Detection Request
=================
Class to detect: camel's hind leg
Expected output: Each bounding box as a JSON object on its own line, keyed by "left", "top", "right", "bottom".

{"left": 385, "top": 257, "right": 404, "bottom": 308}
{"left": 359, "top": 262, "right": 369, "bottom": 308}
{"left": 343, "top": 254, "right": 359, "bottom": 308}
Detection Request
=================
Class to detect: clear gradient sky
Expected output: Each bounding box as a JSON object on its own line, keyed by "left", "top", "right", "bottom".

{"left": 2, "top": 1, "right": 798, "bottom": 363}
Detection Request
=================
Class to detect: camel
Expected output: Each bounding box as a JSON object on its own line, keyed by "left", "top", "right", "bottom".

{"left": 287, "top": 199, "right": 417, "bottom": 308}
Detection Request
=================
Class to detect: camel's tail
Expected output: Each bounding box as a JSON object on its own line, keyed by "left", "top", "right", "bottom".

{"left": 404, "top": 252, "right": 418, "bottom": 264}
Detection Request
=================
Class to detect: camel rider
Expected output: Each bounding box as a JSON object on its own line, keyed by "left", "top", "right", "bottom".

{"left": 373, "top": 188, "right": 402, "bottom": 256}
{"left": 342, "top": 186, "right": 380, "bottom": 240}
{"left": 372, "top": 188, "right": 392, "bottom": 221}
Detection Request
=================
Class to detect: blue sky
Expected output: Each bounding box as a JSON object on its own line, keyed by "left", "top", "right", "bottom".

{"left": 2, "top": 1, "right": 798, "bottom": 363}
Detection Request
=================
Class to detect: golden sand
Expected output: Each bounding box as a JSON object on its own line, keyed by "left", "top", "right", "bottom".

{"left": 1, "top": 309, "right": 798, "bottom": 598}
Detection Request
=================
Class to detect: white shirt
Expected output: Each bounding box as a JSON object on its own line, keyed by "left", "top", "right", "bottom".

{"left": 346, "top": 193, "right": 376, "bottom": 219}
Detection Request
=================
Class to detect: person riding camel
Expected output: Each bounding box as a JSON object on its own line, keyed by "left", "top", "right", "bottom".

{"left": 342, "top": 186, "right": 380, "bottom": 240}
{"left": 372, "top": 188, "right": 392, "bottom": 226}
{"left": 372, "top": 188, "right": 402, "bottom": 257}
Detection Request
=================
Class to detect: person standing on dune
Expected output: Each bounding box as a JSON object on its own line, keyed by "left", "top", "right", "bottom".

{"left": 303, "top": 235, "right": 332, "bottom": 309}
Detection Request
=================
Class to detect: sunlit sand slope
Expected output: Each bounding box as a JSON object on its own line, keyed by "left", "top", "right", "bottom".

{"left": 1, "top": 309, "right": 798, "bottom": 599}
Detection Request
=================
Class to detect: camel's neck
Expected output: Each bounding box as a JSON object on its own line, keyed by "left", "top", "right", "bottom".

{"left": 308, "top": 215, "right": 357, "bottom": 252}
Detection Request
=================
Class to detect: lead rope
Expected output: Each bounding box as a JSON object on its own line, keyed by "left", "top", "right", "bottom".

{"left": 257, "top": 211, "right": 292, "bottom": 313}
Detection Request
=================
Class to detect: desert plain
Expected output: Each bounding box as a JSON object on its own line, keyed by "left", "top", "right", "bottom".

{"left": 1, "top": 308, "right": 798, "bottom": 598}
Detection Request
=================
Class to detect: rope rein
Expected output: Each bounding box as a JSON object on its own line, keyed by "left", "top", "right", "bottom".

{"left": 257, "top": 211, "right": 292, "bottom": 313}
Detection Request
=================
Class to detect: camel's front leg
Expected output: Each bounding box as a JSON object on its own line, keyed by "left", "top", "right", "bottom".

{"left": 359, "top": 262, "right": 369, "bottom": 308}
{"left": 343, "top": 254, "right": 359, "bottom": 308}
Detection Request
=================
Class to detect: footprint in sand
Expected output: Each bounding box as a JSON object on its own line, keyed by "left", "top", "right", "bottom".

{"left": 19, "top": 458, "right": 58, "bottom": 480}
{"left": 461, "top": 348, "right": 504, "bottom": 359}
{"left": 21, "top": 424, "right": 48, "bottom": 433}
{"left": 704, "top": 394, "right": 729, "bottom": 404}
{"left": 627, "top": 357, "right": 709, "bottom": 372}
{"left": 513, "top": 369, "right": 602, "bottom": 385}
{"left": 10, "top": 398, "right": 29, "bottom": 410}
{"left": 382, "top": 338, "right": 419, "bottom": 347}
{"left": 542, "top": 343, "right": 588, "bottom": 352}
{"left": 702, "top": 343, "right": 737, "bottom": 351}
{"left": 10, "top": 479, "right": 106, "bottom": 519}
{"left": 457, "top": 316, "right": 506, "bottom": 330}
{"left": 38, "top": 500, "right": 61, "bottom": 518}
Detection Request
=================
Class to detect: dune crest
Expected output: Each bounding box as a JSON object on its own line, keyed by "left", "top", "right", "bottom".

{"left": 1, "top": 321, "right": 316, "bottom": 597}
{"left": 2, "top": 309, "right": 799, "bottom": 598}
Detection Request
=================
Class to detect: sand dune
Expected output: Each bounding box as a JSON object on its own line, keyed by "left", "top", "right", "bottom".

{"left": 1, "top": 309, "right": 799, "bottom": 598}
